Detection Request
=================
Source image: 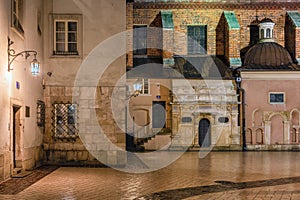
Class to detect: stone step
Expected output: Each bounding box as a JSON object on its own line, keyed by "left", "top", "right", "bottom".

{"left": 12, "top": 168, "right": 22, "bottom": 175}
{"left": 12, "top": 170, "right": 33, "bottom": 178}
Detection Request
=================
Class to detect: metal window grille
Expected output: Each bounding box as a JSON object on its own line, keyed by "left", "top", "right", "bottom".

{"left": 37, "top": 100, "right": 45, "bottom": 127}
{"left": 52, "top": 102, "right": 78, "bottom": 139}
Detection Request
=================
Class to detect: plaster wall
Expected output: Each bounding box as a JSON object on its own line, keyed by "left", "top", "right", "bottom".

{"left": 0, "top": 0, "right": 44, "bottom": 181}
{"left": 242, "top": 72, "right": 300, "bottom": 149}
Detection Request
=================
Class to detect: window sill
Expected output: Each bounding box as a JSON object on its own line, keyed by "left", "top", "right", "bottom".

{"left": 53, "top": 134, "right": 78, "bottom": 140}
{"left": 11, "top": 26, "right": 25, "bottom": 40}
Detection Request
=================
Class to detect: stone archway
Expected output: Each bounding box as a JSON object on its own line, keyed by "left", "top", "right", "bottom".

{"left": 199, "top": 118, "right": 211, "bottom": 147}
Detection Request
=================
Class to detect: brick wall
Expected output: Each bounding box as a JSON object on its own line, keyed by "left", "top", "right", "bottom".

{"left": 127, "top": 3, "right": 300, "bottom": 67}
{"left": 285, "top": 15, "right": 296, "bottom": 61}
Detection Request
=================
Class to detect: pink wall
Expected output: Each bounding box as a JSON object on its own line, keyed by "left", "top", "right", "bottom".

{"left": 242, "top": 78, "right": 300, "bottom": 145}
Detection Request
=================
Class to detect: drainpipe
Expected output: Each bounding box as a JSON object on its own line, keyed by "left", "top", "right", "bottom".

{"left": 233, "top": 68, "right": 247, "bottom": 151}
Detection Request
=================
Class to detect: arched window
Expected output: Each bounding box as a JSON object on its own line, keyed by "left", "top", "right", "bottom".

{"left": 266, "top": 28, "right": 271, "bottom": 38}
{"left": 260, "top": 29, "right": 264, "bottom": 39}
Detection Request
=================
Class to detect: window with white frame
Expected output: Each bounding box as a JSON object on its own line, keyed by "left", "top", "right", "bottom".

{"left": 269, "top": 92, "right": 285, "bottom": 104}
{"left": 141, "top": 78, "right": 150, "bottom": 95}
{"left": 52, "top": 14, "right": 82, "bottom": 56}
{"left": 11, "top": 0, "right": 24, "bottom": 36}
{"left": 52, "top": 103, "right": 78, "bottom": 139}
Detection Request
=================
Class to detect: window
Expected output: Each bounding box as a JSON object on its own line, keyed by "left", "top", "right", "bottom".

{"left": 269, "top": 93, "right": 285, "bottom": 104}
{"left": 141, "top": 78, "right": 149, "bottom": 95}
{"left": 37, "top": 101, "right": 45, "bottom": 127}
{"left": 266, "top": 28, "right": 271, "bottom": 38}
{"left": 11, "top": 0, "right": 24, "bottom": 36}
{"left": 52, "top": 103, "right": 78, "bottom": 139}
{"left": 250, "top": 25, "right": 259, "bottom": 46}
{"left": 37, "top": 11, "right": 42, "bottom": 35}
{"left": 133, "top": 25, "right": 147, "bottom": 55}
{"left": 52, "top": 14, "right": 82, "bottom": 56}
{"left": 187, "top": 26, "right": 207, "bottom": 54}
{"left": 260, "top": 29, "right": 264, "bottom": 39}
{"left": 54, "top": 20, "right": 78, "bottom": 55}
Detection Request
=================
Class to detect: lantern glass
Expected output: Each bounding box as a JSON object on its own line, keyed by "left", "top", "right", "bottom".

{"left": 31, "top": 59, "right": 40, "bottom": 76}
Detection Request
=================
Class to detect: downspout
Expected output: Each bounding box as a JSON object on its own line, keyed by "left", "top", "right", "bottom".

{"left": 233, "top": 68, "right": 247, "bottom": 151}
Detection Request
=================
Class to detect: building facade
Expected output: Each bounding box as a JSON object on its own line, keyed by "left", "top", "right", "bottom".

{"left": 0, "top": 0, "right": 44, "bottom": 181}
{"left": 1, "top": 0, "right": 300, "bottom": 182}
{"left": 126, "top": 0, "right": 300, "bottom": 150}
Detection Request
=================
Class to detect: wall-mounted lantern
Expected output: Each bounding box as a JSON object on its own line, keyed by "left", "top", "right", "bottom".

{"left": 8, "top": 37, "right": 40, "bottom": 76}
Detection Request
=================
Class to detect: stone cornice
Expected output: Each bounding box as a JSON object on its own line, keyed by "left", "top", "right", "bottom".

{"left": 133, "top": 2, "right": 300, "bottom": 10}
{"left": 241, "top": 71, "right": 300, "bottom": 80}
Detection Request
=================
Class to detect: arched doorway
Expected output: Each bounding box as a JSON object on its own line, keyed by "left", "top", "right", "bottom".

{"left": 199, "top": 118, "right": 211, "bottom": 147}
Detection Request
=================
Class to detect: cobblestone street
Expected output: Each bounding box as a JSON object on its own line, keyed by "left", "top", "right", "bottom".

{"left": 1, "top": 151, "right": 300, "bottom": 200}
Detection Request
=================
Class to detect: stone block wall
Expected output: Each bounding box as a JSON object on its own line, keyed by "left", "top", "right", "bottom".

{"left": 0, "top": 151, "right": 10, "bottom": 181}
{"left": 43, "top": 85, "right": 126, "bottom": 166}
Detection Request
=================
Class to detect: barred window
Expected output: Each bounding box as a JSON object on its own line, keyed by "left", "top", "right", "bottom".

{"left": 37, "top": 100, "right": 45, "bottom": 127}
{"left": 52, "top": 103, "right": 78, "bottom": 139}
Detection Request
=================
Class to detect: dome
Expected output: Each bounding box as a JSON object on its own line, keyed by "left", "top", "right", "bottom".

{"left": 244, "top": 42, "right": 294, "bottom": 68}
{"left": 260, "top": 17, "right": 274, "bottom": 23}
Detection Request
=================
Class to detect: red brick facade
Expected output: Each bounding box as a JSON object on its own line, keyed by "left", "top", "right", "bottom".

{"left": 127, "top": 2, "right": 300, "bottom": 68}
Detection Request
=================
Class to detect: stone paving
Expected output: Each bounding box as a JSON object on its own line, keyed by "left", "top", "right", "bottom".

{"left": 0, "top": 151, "right": 300, "bottom": 199}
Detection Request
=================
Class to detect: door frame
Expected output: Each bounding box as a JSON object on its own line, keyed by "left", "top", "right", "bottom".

{"left": 10, "top": 98, "right": 24, "bottom": 172}
{"left": 198, "top": 118, "right": 211, "bottom": 147}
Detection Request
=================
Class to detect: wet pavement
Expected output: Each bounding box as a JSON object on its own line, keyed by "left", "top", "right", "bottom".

{"left": 0, "top": 151, "right": 300, "bottom": 199}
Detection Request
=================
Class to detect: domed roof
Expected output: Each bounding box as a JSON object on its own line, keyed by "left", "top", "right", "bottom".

{"left": 260, "top": 17, "right": 274, "bottom": 23}
{"left": 243, "top": 42, "right": 295, "bottom": 68}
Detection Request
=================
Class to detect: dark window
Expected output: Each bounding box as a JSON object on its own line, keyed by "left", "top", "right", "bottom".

{"left": 182, "top": 117, "right": 192, "bottom": 123}
{"left": 260, "top": 29, "right": 264, "bottom": 39}
{"left": 218, "top": 117, "right": 229, "bottom": 123}
{"left": 152, "top": 101, "right": 166, "bottom": 128}
{"left": 25, "top": 106, "right": 30, "bottom": 118}
{"left": 269, "top": 93, "right": 285, "bottom": 104}
{"left": 133, "top": 25, "right": 147, "bottom": 55}
{"left": 187, "top": 25, "right": 207, "bottom": 54}
{"left": 250, "top": 25, "right": 259, "bottom": 45}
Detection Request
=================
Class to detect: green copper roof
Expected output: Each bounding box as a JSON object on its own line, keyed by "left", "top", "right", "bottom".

{"left": 287, "top": 11, "right": 300, "bottom": 28}
{"left": 161, "top": 10, "right": 174, "bottom": 29}
{"left": 224, "top": 11, "right": 240, "bottom": 30}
